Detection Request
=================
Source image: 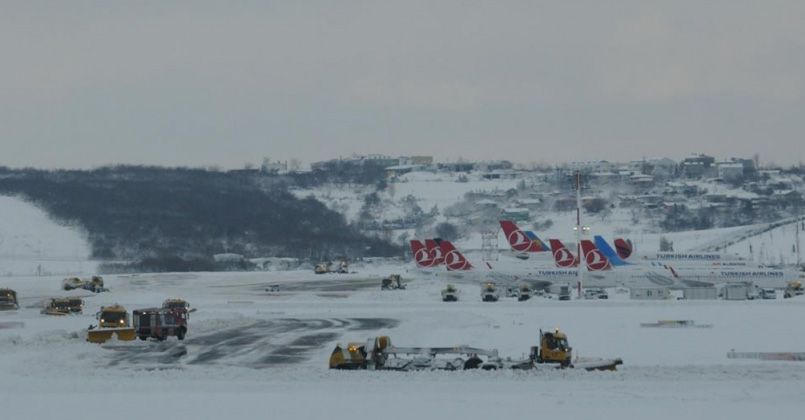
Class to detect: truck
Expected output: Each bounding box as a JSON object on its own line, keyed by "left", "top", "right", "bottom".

{"left": 41, "top": 297, "right": 84, "bottom": 315}
{"left": 133, "top": 307, "right": 188, "bottom": 341}
{"left": 441, "top": 284, "right": 459, "bottom": 302}
{"left": 558, "top": 285, "right": 571, "bottom": 301}
{"left": 87, "top": 304, "right": 136, "bottom": 343}
{"left": 481, "top": 282, "right": 499, "bottom": 302}
{"left": 517, "top": 283, "right": 532, "bottom": 301}
{"left": 62, "top": 275, "right": 107, "bottom": 293}
{"left": 0, "top": 289, "right": 18, "bottom": 310}
{"left": 583, "top": 288, "right": 608, "bottom": 300}
{"left": 381, "top": 275, "right": 405, "bottom": 290}
{"left": 784, "top": 281, "right": 804, "bottom": 299}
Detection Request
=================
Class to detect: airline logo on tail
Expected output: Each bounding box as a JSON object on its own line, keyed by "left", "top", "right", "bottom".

{"left": 549, "top": 239, "right": 579, "bottom": 268}
{"left": 499, "top": 220, "right": 547, "bottom": 253}
{"left": 409, "top": 240, "right": 435, "bottom": 268}
{"left": 425, "top": 239, "right": 445, "bottom": 265}
{"left": 580, "top": 240, "right": 611, "bottom": 271}
{"left": 439, "top": 240, "right": 473, "bottom": 271}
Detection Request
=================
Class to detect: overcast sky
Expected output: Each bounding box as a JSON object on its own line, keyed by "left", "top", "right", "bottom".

{"left": 2, "top": 1, "right": 804, "bottom": 169}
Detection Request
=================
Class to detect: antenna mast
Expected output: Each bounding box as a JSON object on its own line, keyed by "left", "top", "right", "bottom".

{"left": 576, "top": 171, "right": 584, "bottom": 298}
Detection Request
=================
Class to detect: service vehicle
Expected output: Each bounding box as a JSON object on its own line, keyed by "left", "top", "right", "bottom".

{"left": 133, "top": 307, "right": 188, "bottom": 341}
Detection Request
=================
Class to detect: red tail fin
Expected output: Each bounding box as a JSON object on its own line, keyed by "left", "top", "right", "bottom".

{"left": 580, "top": 240, "right": 611, "bottom": 271}
{"left": 549, "top": 239, "right": 578, "bottom": 268}
{"left": 614, "top": 238, "right": 633, "bottom": 259}
{"left": 425, "top": 239, "right": 444, "bottom": 265}
{"left": 410, "top": 240, "right": 435, "bottom": 268}
{"left": 439, "top": 241, "right": 473, "bottom": 271}
{"left": 499, "top": 220, "right": 540, "bottom": 252}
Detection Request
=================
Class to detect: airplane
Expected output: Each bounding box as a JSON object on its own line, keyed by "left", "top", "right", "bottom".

{"left": 593, "top": 234, "right": 746, "bottom": 264}
{"left": 577, "top": 238, "right": 802, "bottom": 289}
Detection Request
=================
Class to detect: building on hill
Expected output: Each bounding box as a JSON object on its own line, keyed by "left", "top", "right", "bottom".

{"left": 501, "top": 207, "right": 530, "bottom": 221}
{"left": 682, "top": 154, "right": 716, "bottom": 178}
{"left": 717, "top": 162, "right": 745, "bottom": 182}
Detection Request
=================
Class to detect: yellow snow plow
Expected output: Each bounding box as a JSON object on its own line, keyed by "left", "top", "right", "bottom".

{"left": 42, "top": 297, "right": 84, "bottom": 315}
{"left": 87, "top": 304, "right": 136, "bottom": 343}
{"left": 0, "top": 288, "right": 19, "bottom": 311}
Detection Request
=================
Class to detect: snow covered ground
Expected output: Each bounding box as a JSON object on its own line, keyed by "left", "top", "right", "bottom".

{"left": 2, "top": 265, "right": 805, "bottom": 419}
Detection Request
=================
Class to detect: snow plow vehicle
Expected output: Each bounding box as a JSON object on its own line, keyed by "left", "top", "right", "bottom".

{"left": 133, "top": 307, "right": 188, "bottom": 341}
{"left": 329, "top": 329, "right": 622, "bottom": 372}
{"left": 441, "top": 284, "right": 459, "bottom": 302}
{"left": 62, "top": 275, "right": 107, "bottom": 293}
{"left": 531, "top": 328, "right": 623, "bottom": 370}
{"left": 0, "top": 288, "right": 19, "bottom": 311}
{"left": 86, "top": 304, "right": 136, "bottom": 343}
{"left": 41, "top": 297, "right": 84, "bottom": 315}
{"left": 381, "top": 275, "right": 405, "bottom": 290}
{"left": 314, "top": 260, "right": 349, "bottom": 274}
{"left": 481, "top": 282, "right": 499, "bottom": 302}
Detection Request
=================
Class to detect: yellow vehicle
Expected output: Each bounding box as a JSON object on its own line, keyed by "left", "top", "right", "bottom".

{"left": 86, "top": 304, "right": 136, "bottom": 343}
{"left": 533, "top": 328, "right": 572, "bottom": 366}
{"left": 784, "top": 281, "right": 804, "bottom": 298}
{"left": 330, "top": 341, "right": 372, "bottom": 369}
{"left": 0, "top": 288, "right": 18, "bottom": 310}
{"left": 62, "top": 277, "right": 84, "bottom": 290}
{"left": 42, "top": 297, "right": 84, "bottom": 315}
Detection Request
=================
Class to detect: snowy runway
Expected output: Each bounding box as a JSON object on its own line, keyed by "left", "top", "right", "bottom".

{"left": 2, "top": 267, "right": 805, "bottom": 419}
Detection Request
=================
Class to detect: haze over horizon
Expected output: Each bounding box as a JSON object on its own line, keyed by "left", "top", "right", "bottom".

{"left": 2, "top": 1, "right": 804, "bottom": 169}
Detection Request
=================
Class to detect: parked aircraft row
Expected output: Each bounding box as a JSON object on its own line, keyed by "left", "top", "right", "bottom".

{"left": 409, "top": 221, "right": 802, "bottom": 290}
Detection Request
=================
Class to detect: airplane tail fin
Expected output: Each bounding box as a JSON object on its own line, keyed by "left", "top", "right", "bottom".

{"left": 593, "top": 236, "right": 630, "bottom": 266}
{"left": 439, "top": 241, "right": 473, "bottom": 271}
{"left": 425, "top": 239, "right": 444, "bottom": 265}
{"left": 580, "top": 240, "right": 612, "bottom": 271}
{"left": 499, "top": 220, "right": 544, "bottom": 252}
{"left": 410, "top": 240, "right": 435, "bottom": 268}
{"left": 614, "top": 238, "right": 634, "bottom": 259}
{"left": 549, "top": 239, "right": 579, "bottom": 268}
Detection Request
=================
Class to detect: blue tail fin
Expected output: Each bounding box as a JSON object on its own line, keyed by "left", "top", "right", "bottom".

{"left": 594, "top": 236, "right": 630, "bottom": 266}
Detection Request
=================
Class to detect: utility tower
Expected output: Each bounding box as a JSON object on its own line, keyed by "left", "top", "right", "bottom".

{"left": 481, "top": 230, "right": 499, "bottom": 262}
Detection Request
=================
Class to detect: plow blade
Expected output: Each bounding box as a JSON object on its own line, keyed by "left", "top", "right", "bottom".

{"left": 87, "top": 328, "right": 136, "bottom": 343}
{"left": 573, "top": 358, "right": 623, "bottom": 371}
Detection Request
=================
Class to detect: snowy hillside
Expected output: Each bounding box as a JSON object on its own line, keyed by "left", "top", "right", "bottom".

{"left": 0, "top": 195, "right": 97, "bottom": 276}
{"left": 291, "top": 169, "right": 804, "bottom": 264}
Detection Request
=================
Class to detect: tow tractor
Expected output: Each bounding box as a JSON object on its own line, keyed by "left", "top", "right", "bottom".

{"left": 329, "top": 328, "right": 622, "bottom": 371}
{"left": 86, "top": 304, "right": 136, "bottom": 343}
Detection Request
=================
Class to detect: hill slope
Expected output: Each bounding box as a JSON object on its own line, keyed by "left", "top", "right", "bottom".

{"left": 0, "top": 166, "right": 400, "bottom": 268}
